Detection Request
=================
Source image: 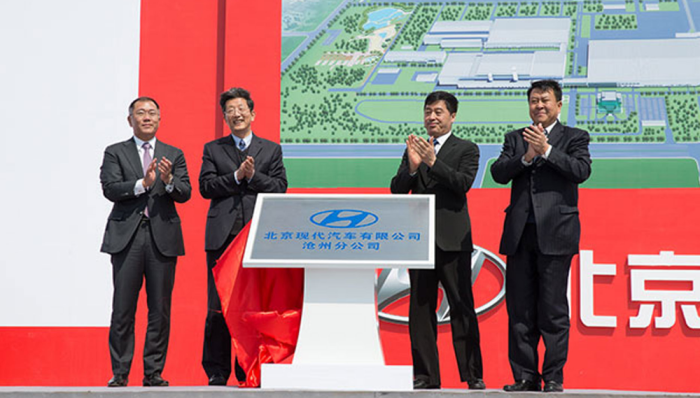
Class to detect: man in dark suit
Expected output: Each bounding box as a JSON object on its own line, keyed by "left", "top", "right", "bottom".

{"left": 100, "top": 97, "right": 191, "bottom": 387}
{"left": 199, "top": 87, "right": 288, "bottom": 386}
{"left": 491, "top": 80, "right": 591, "bottom": 393}
{"left": 391, "top": 91, "right": 484, "bottom": 390}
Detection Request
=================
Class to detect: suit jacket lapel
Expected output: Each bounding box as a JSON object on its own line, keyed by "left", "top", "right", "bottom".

{"left": 124, "top": 139, "right": 144, "bottom": 178}
{"left": 547, "top": 122, "right": 565, "bottom": 150}
{"left": 153, "top": 140, "right": 164, "bottom": 161}
{"left": 153, "top": 140, "right": 169, "bottom": 182}
{"left": 220, "top": 136, "right": 241, "bottom": 165}
{"left": 247, "top": 135, "right": 263, "bottom": 159}
{"left": 420, "top": 134, "right": 454, "bottom": 187}
{"left": 436, "top": 134, "right": 456, "bottom": 162}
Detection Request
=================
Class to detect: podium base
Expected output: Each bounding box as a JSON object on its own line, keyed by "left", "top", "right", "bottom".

{"left": 261, "top": 363, "right": 413, "bottom": 391}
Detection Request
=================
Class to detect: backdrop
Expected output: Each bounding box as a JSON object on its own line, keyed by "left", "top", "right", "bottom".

{"left": 0, "top": 0, "right": 698, "bottom": 391}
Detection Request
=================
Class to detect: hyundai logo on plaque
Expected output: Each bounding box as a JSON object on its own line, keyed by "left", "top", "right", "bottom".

{"left": 310, "top": 210, "right": 379, "bottom": 229}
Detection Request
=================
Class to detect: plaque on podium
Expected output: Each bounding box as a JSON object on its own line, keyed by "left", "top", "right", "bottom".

{"left": 243, "top": 194, "right": 434, "bottom": 391}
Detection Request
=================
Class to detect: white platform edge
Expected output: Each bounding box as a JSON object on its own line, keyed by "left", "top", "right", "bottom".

{"left": 261, "top": 363, "right": 413, "bottom": 391}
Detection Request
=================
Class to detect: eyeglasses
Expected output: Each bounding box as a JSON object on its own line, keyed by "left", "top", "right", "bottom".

{"left": 133, "top": 110, "right": 160, "bottom": 118}
{"left": 225, "top": 107, "right": 250, "bottom": 116}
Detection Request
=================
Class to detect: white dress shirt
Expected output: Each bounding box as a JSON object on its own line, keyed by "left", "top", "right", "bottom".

{"left": 232, "top": 133, "right": 254, "bottom": 184}
{"left": 132, "top": 136, "right": 174, "bottom": 195}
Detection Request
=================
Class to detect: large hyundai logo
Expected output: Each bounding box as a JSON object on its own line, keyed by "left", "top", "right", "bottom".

{"left": 377, "top": 245, "right": 507, "bottom": 325}
{"left": 310, "top": 209, "right": 379, "bottom": 229}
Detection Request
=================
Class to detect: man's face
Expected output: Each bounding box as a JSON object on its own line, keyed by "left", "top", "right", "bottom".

{"left": 224, "top": 97, "right": 255, "bottom": 137}
{"left": 128, "top": 100, "right": 160, "bottom": 141}
{"left": 528, "top": 88, "right": 562, "bottom": 127}
{"left": 424, "top": 100, "right": 455, "bottom": 138}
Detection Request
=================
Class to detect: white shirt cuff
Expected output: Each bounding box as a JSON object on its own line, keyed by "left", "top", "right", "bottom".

{"left": 134, "top": 179, "right": 147, "bottom": 196}
{"left": 543, "top": 145, "right": 552, "bottom": 159}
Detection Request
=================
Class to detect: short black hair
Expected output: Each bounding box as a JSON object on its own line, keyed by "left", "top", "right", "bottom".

{"left": 128, "top": 97, "right": 159, "bottom": 115}
{"left": 425, "top": 91, "right": 458, "bottom": 114}
{"left": 220, "top": 87, "right": 254, "bottom": 114}
{"left": 528, "top": 80, "right": 562, "bottom": 102}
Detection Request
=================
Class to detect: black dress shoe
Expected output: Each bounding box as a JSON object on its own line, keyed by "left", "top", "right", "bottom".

{"left": 468, "top": 378, "right": 486, "bottom": 390}
{"left": 544, "top": 381, "right": 564, "bottom": 393}
{"left": 413, "top": 379, "right": 440, "bottom": 389}
{"left": 107, "top": 374, "right": 128, "bottom": 387}
{"left": 143, "top": 372, "right": 169, "bottom": 387}
{"left": 504, "top": 379, "right": 541, "bottom": 392}
{"left": 208, "top": 374, "right": 227, "bottom": 386}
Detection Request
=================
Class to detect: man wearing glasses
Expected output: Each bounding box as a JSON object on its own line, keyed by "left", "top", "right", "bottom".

{"left": 199, "top": 87, "right": 288, "bottom": 386}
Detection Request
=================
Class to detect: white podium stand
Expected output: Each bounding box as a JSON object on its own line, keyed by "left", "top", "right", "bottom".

{"left": 243, "top": 194, "right": 434, "bottom": 391}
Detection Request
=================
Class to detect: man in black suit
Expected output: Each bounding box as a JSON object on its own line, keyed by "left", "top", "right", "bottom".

{"left": 491, "top": 80, "right": 591, "bottom": 393}
{"left": 199, "top": 87, "right": 288, "bottom": 386}
{"left": 391, "top": 91, "right": 484, "bottom": 390}
{"left": 100, "top": 97, "right": 191, "bottom": 387}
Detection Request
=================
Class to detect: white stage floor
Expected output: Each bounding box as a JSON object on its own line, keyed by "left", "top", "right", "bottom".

{"left": 0, "top": 387, "right": 698, "bottom": 398}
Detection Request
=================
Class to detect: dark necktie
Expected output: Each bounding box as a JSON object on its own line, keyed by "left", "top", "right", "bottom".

{"left": 142, "top": 142, "right": 152, "bottom": 217}
{"left": 239, "top": 139, "right": 246, "bottom": 151}
{"left": 433, "top": 139, "right": 440, "bottom": 154}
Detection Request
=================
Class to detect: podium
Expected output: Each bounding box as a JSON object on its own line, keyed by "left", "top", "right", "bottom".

{"left": 243, "top": 194, "right": 434, "bottom": 391}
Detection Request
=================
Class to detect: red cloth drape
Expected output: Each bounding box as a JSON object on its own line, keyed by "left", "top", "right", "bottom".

{"left": 213, "top": 223, "right": 304, "bottom": 387}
